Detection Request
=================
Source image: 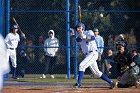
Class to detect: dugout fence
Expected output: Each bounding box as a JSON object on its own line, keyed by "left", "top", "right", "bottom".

{"left": 1, "top": 0, "right": 140, "bottom": 79}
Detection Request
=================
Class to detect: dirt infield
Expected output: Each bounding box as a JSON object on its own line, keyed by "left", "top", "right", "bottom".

{"left": 3, "top": 85, "right": 140, "bottom": 93}
{"left": 2, "top": 75, "right": 140, "bottom": 93}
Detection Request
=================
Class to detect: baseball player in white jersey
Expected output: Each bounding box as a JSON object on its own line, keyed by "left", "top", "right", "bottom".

{"left": 0, "top": 34, "right": 10, "bottom": 93}
{"left": 5, "top": 25, "right": 20, "bottom": 79}
{"left": 73, "top": 23, "right": 116, "bottom": 89}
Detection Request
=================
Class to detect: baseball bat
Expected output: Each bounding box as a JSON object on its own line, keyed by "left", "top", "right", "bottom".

{"left": 78, "top": 5, "right": 82, "bottom": 22}
{"left": 12, "top": 17, "right": 26, "bottom": 39}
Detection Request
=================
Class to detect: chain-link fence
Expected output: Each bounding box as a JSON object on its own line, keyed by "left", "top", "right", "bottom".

{"left": 7, "top": 0, "right": 140, "bottom": 79}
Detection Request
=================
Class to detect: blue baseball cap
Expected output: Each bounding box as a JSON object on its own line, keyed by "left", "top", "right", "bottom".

{"left": 12, "top": 24, "right": 19, "bottom": 29}
{"left": 75, "top": 23, "right": 85, "bottom": 30}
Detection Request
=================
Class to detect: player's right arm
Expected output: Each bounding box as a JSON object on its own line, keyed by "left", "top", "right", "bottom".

{"left": 4, "top": 34, "right": 10, "bottom": 48}
{"left": 4, "top": 34, "right": 9, "bottom": 43}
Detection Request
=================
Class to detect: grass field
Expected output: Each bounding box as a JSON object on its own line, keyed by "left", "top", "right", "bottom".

{"left": 14, "top": 74, "right": 116, "bottom": 84}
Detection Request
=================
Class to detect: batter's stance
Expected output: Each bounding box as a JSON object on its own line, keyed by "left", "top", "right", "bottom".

{"left": 73, "top": 23, "right": 116, "bottom": 89}
{"left": 5, "top": 25, "right": 20, "bottom": 79}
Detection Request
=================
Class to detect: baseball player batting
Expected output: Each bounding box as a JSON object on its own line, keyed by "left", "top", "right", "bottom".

{"left": 5, "top": 24, "right": 20, "bottom": 79}
{"left": 73, "top": 23, "right": 116, "bottom": 89}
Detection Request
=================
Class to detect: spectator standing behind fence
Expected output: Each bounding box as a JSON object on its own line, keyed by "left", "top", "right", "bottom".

{"left": 26, "top": 35, "right": 35, "bottom": 63}
{"left": 93, "top": 28, "right": 104, "bottom": 71}
{"left": 0, "top": 34, "right": 10, "bottom": 93}
{"left": 127, "top": 28, "right": 137, "bottom": 50}
{"left": 40, "top": 30, "right": 59, "bottom": 79}
{"left": 104, "top": 49, "right": 114, "bottom": 76}
{"left": 132, "top": 49, "right": 140, "bottom": 68}
{"left": 16, "top": 40, "right": 28, "bottom": 78}
{"left": 5, "top": 25, "right": 20, "bottom": 79}
{"left": 38, "top": 33, "right": 46, "bottom": 63}
{"left": 107, "top": 34, "right": 115, "bottom": 48}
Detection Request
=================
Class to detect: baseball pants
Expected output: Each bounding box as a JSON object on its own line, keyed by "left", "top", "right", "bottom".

{"left": 7, "top": 49, "right": 17, "bottom": 68}
{"left": 79, "top": 51, "right": 102, "bottom": 77}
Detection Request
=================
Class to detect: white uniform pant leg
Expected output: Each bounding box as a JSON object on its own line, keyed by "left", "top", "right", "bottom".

{"left": 79, "top": 51, "right": 102, "bottom": 77}
{"left": 79, "top": 52, "right": 96, "bottom": 72}
{"left": 89, "top": 52, "right": 103, "bottom": 78}
{"left": 7, "top": 49, "right": 17, "bottom": 68}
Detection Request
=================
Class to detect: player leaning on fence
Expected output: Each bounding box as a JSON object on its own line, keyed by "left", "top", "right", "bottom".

{"left": 73, "top": 23, "right": 117, "bottom": 89}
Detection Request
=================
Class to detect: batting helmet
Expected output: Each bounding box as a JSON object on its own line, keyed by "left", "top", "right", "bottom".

{"left": 75, "top": 23, "right": 85, "bottom": 31}
{"left": 12, "top": 24, "right": 19, "bottom": 29}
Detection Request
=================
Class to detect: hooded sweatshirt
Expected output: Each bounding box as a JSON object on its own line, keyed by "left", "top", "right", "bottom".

{"left": 44, "top": 30, "right": 59, "bottom": 57}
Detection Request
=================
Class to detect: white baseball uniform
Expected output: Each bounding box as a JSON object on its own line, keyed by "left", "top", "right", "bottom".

{"left": 78, "top": 30, "right": 102, "bottom": 77}
{"left": 5, "top": 32, "right": 20, "bottom": 68}
{"left": 74, "top": 23, "right": 114, "bottom": 88}
{"left": 0, "top": 34, "right": 10, "bottom": 92}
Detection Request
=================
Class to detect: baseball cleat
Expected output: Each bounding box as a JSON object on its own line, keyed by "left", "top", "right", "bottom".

{"left": 40, "top": 74, "right": 46, "bottom": 78}
{"left": 73, "top": 83, "right": 81, "bottom": 88}
{"left": 135, "top": 81, "right": 140, "bottom": 88}
{"left": 51, "top": 75, "right": 55, "bottom": 79}
{"left": 110, "top": 81, "right": 117, "bottom": 89}
{"left": 12, "top": 76, "right": 18, "bottom": 79}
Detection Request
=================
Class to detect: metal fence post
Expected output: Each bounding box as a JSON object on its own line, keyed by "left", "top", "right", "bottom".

{"left": 66, "top": 0, "right": 71, "bottom": 79}
{"left": 0, "top": 0, "right": 5, "bottom": 35}
{"left": 7, "top": 0, "right": 10, "bottom": 34}
{"left": 74, "top": 0, "right": 79, "bottom": 79}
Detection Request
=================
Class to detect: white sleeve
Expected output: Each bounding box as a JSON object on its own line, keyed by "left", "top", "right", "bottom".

{"left": 88, "top": 30, "right": 95, "bottom": 36}
{"left": 5, "top": 34, "right": 10, "bottom": 43}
